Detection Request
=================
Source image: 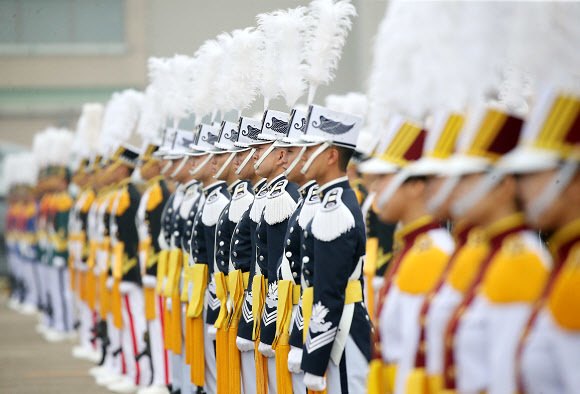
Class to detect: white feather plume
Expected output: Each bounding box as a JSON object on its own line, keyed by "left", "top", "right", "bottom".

{"left": 74, "top": 103, "right": 103, "bottom": 158}
{"left": 101, "top": 89, "right": 144, "bottom": 143}
{"left": 14, "top": 152, "right": 38, "bottom": 187}
{"left": 222, "top": 28, "right": 264, "bottom": 116}
{"left": 191, "top": 39, "right": 225, "bottom": 122}
{"left": 324, "top": 92, "right": 367, "bottom": 117}
{"left": 257, "top": 7, "right": 309, "bottom": 110}
{"left": 164, "top": 55, "right": 196, "bottom": 124}
{"left": 503, "top": 2, "right": 580, "bottom": 104}
{"left": 45, "top": 127, "right": 75, "bottom": 167}
{"left": 304, "top": 0, "right": 356, "bottom": 105}
{"left": 367, "top": 0, "right": 510, "bottom": 132}
{"left": 137, "top": 85, "right": 166, "bottom": 143}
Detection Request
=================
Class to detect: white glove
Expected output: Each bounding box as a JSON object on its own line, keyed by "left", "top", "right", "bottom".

{"left": 53, "top": 256, "right": 66, "bottom": 268}
{"left": 287, "top": 346, "right": 303, "bottom": 373}
{"left": 236, "top": 336, "right": 255, "bottom": 352}
{"left": 258, "top": 342, "right": 276, "bottom": 358}
{"left": 304, "top": 372, "right": 326, "bottom": 391}
{"left": 207, "top": 325, "right": 217, "bottom": 340}
{"left": 165, "top": 297, "right": 172, "bottom": 311}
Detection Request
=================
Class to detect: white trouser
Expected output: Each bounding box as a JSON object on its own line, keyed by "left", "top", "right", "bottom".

{"left": 147, "top": 292, "right": 170, "bottom": 387}
{"left": 292, "top": 371, "right": 306, "bottom": 393}
{"left": 325, "top": 334, "right": 369, "bottom": 394}
{"left": 22, "top": 260, "right": 38, "bottom": 307}
{"left": 106, "top": 312, "right": 124, "bottom": 376}
{"left": 203, "top": 309, "right": 218, "bottom": 394}
{"left": 240, "top": 350, "right": 256, "bottom": 394}
{"left": 48, "top": 264, "right": 74, "bottom": 332}
{"left": 38, "top": 264, "right": 51, "bottom": 326}
{"left": 120, "top": 282, "right": 151, "bottom": 386}
{"left": 267, "top": 356, "right": 277, "bottom": 394}
{"left": 79, "top": 300, "right": 95, "bottom": 350}
{"left": 181, "top": 303, "right": 195, "bottom": 394}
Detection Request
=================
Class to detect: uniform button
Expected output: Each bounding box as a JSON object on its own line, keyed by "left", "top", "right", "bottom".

{"left": 218, "top": 231, "right": 221, "bottom": 236}
{"left": 236, "top": 229, "right": 240, "bottom": 234}
{"left": 194, "top": 231, "right": 198, "bottom": 236}
{"left": 225, "top": 210, "right": 228, "bottom": 214}
{"left": 195, "top": 249, "right": 199, "bottom": 253}
{"left": 233, "top": 252, "right": 237, "bottom": 257}
{"left": 221, "top": 261, "right": 225, "bottom": 266}
{"left": 168, "top": 208, "right": 173, "bottom": 213}
{"left": 258, "top": 234, "right": 260, "bottom": 239}
{"left": 220, "top": 251, "right": 224, "bottom": 255}
{"left": 291, "top": 261, "right": 295, "bottom": 268}
{"left": 286, "top": 251, "right": 292, "bottom": 258}
{"left": 303, "top": 257, "right": 309, "bottom": 263}
{"left": 305, "top": 280, "right": 310, "bottom": 287}
{"left": 290, "top": 227, "right": 294, "bottom": 233}
{"left": 259, "top": 256, "right": 264, "bottom": 261}
{"left": 193, "top": 258, "right": 198, "bottom": 263}
{"left": 293, "top": 272, "right": 298, "bottom": 278}
{"left": 235, "top": 240, "right": 239, "bottom": 245}
{"left": 219, "top": 241, "right": 224, "bottom": 246}
{"left": 303, "top": 231, "right": 308, "bottom": 238}
{"left": 187, "top": 220, "right": 192, "bottom": 225}
{"left": 220, "top": 220, "right": 223, "bottom": 224}
{"left": 305, "top": 269, "right": 310, "bottom": 275}
{"left": 286, "top": 239, "right": 291, "bottom": 246}
{"left": 186, "top": 232, "right": 191, "bottom": 236}
{"left": 174, "top": 231, "right": 179, "bottom": 236}
{"left": 303, "top": 245, "right": 306, "bottom": 250}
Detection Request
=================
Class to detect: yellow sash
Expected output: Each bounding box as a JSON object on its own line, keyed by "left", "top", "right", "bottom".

{"left": 252, "top": 274, "right": 266, "bottom": 341}
{"left": 214, "top": 272, "right": 229, "bottom": 329}
{"left": 138, "top": 238, "right": 152, "bottom": 276}
{"left": 111, "top": 279, "right": 123, "bottom": 329}
{"left": 156, "top": 249, "right": 169, "bottom": 295}
{"left": 302, "top": 281, "right": 363, "bottom": 343}
{"left": 144, "top": 287, "right": 156, "bottom": 321}
{"left": 163, "top": 249, "right": 183, "bottom": 298}
{"left": 112, "top": 242, "right": 125, "bottom": 280}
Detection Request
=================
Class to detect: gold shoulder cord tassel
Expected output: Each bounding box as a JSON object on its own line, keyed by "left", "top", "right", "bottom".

{"left": 111, "top": 242, "right": 125, "bottom": 329}
{"left": 252, "top": 274, "right": 268, "bottom": 394}
{"left": 186, "top": 264, "right": 208, "bottom": 387}
{"left": 214, "top": 271, "right": 230, "bottom": 394}
{"left": 273, "top": 280, "right": 295, "bottom": 394}
{"left": 226, "top": 270, "right": 248, "bottom": 394}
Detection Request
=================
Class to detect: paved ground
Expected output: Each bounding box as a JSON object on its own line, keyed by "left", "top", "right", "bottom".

{"left": 0, "top": 295, "right": 109, "bottom": 394}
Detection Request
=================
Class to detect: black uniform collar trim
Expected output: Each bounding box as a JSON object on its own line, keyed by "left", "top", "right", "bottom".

{"left": 266, "top": 173, "right": 286, "bottom": 189}
{"left": 203, "top": 180, "right": 226, "bottom": 194}
{"left": 183, "top": 179, "right": 199, "bottom": 189}
{"left": 318, "top": 175, "right": 349, "bottom": 198}
{"left": 252, "top": 178, "right": 267, "bottom": 194}
{"left": 227, "top": 179, "right": 243, "bottom": 193}
{"left": 298, "top": 180, "right": 317, "bottom": 197}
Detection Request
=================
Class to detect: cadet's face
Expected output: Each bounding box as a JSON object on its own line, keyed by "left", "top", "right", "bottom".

{"left": 375, "top": 173, "right": 402, "bottom": 222}
{"left": 254, "top": 143, "right": 276, "bottom": 178}
{"left": 301, "top": 145, "right": 329, "bottom": 180}
{"left": 234, "top": 149, "right": 255, "bottom": 180}
{"left": 284, "top": 146, "right": 306, "bottom": 183}
{"left": 212, "top": 152, "right": 231, "bottom": 180}
{"left": 425, "top": 176, "right": 452, "bottom": 220}
{"left": 450, "top": 173, "right": 483, "bottom": 222}
{"left": 518, "top": 169, "right": 560, "bottom": 230}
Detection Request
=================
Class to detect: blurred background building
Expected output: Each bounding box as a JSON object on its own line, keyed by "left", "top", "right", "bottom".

{"left": 0, "top": 0, "right": 387, "bottom": 194}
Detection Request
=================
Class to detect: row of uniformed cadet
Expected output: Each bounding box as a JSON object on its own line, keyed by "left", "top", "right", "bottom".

{"left": 361, "top": 90, "right": 580, "bottom": 394}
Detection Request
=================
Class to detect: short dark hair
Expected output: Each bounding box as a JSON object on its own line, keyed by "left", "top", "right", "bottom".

{"left": 333, "top": 146, "right": 355, "bottom": 172}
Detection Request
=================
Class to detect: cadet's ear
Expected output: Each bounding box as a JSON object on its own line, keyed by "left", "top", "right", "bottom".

{"left": 276, "top": 148, "right": 288, "bottom": 166}
{"left": 327, "top": 147, "right": 339, "bottom": 168}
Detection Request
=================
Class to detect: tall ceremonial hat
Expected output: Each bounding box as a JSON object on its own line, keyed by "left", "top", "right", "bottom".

{"left": 100, "top": 89, "right": 144, "bottom": 169}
